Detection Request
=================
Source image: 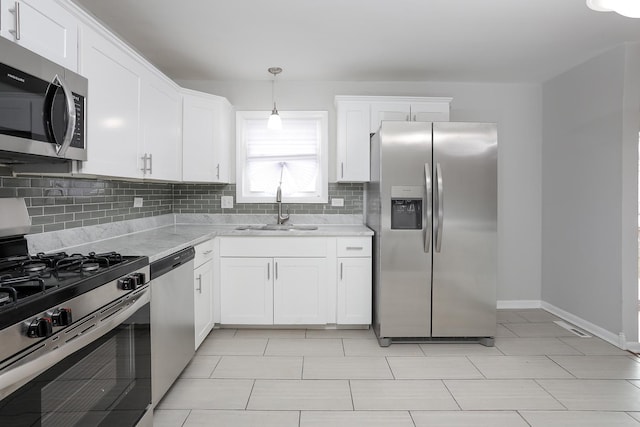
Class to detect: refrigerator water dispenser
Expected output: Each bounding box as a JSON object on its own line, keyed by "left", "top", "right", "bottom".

{"left": 391, "top": 199, "right": 422, "bottom": 229}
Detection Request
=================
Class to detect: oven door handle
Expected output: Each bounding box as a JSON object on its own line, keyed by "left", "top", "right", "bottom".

{"left": 0, "top": 288, "right": 149, "bottom": 401}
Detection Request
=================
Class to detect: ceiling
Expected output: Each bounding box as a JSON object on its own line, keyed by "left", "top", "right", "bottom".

{"left": 71, "top": 0, "right": 640, "bottom": 83}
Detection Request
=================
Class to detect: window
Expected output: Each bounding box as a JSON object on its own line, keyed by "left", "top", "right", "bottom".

{"left": 236, "top": 111, "right": 328, "bottom": 203}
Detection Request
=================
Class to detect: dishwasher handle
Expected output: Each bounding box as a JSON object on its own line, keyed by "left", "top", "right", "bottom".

{"left": 150, "top": 246, "right": 195, "bottom": 279}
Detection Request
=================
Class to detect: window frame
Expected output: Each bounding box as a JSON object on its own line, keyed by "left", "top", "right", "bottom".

{"left": 235, "top": 110, "right": 328, "bottom": 204}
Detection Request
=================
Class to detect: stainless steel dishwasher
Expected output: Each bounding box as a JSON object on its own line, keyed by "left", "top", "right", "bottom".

{"left": 150, "top": 247, "right": 195, "bottom": 406}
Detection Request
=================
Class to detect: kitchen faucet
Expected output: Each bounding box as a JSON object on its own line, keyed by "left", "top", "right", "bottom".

{"left": 276, "top": 162, "right": 289, "bottom": 225}
{"left": 276, "top": 185, "right": 289, "bottom": 225}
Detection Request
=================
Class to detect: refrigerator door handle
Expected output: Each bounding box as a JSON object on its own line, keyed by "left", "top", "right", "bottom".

{"left": 424, "top": 163, "right": 431, "bottom": 253}
{"left": 435, "top": 162, "right": 444, "bottom": 252}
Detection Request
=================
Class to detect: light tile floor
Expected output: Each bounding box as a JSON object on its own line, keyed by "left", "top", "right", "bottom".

{"left": 154, "top": 309, "right": 640, "bottom": 427}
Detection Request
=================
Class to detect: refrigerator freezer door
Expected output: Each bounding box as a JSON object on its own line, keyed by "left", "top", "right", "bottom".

{"left": 377, "top": 121, "right": 433, "bottom": 338}
{"left": 431, "top": 122, "right": 497, "bottom": 337}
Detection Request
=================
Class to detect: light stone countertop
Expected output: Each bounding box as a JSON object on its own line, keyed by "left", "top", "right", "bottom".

{"left": 60, "top": 223, "right": 373, "bottom": 263}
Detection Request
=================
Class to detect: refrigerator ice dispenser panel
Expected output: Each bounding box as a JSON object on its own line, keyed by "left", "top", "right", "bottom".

{"left": 391, "top": 199, "right": 422, "bottom": 229}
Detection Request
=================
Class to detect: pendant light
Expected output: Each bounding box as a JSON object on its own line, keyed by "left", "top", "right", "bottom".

{"left": 587, "top": 0, "right": 640, "bottom": 18}
{"left": 267, "top": 67, "right": 283, "bottom": 130}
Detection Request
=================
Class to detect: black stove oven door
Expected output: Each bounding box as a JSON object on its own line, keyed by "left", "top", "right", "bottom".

{"left": 0, "top": 301, "right": 150, "bottom": 427}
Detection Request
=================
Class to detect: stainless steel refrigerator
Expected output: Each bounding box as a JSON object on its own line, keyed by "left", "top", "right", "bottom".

{"left": 366, "top": 121, "right": 497, "bottom": 346}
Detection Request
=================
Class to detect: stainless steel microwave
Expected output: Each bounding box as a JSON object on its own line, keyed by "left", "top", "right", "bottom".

{"left": 0, "top": 37, "right": 87, "bottom": 165}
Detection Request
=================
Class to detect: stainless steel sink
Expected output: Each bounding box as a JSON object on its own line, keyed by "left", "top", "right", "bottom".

{"left": 235, "top": 224, "right": 318, "bottom": 231}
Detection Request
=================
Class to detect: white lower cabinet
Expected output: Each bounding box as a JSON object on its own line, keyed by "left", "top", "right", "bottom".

{"left": 337, "top": 258, "right": 371, "bottom": 324}
{"left": 194, "top": 240, "right": 215, "bottom": 349}
{"left": 220, "top": 257, "right": 273, "bottom": 325}
{"left": 273, "top": 258, "right": 327, "bottom": 324}
{"left": 217, "top": 236, "right": 371, "bottom": 327}
{"left": 194, "top": 260, "right": 213, "bottom": 348}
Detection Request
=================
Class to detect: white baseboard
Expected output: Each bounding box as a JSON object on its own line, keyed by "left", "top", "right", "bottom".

{"left": 541, "top": 301, "right": 636, "bottom": 351}
{"left": 496, "top": 299, "right": 639, "bottom": 352}
{"left": 497, "top": 300, "right": 542, "bottom": 309}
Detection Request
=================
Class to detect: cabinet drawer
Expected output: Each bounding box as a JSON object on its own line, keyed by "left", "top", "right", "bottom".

{"left": 337, "top": 238, "right": 371, "bottom": 257}
{"left": 220, "top": 237, "right": 328, "bottom": 257}
{"left": 194, "top": 239, "right": 214, "bottom": 267}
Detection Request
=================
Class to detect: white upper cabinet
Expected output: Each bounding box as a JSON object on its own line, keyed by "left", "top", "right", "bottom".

{"left": 182, "top": 90, "right": 232, "bottom": 183}
{"left": 78, "top": 24, "right": 142, "bottom": 178}
{"left": 78, "top": 23, "right": 182, "bottom": 180}
{"left": 369, "top": 97, "right": 452, "bottom": 133}
{"left": 335, "top": 98, "right": 370, "bottom": 182}
{"left": 0, "top": 0, "right": 78, "bottom": 70}
{"left": 335, "top": 96, "right": 452, "bottom": 183}
{"left": 141, "top": 71, "right": 182, "bottom": 181}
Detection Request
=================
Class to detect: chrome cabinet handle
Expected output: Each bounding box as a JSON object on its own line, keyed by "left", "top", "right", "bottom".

{"left": 148, "top": 153, "right": 153, "bottom": 175}
{"left": 216, "top": 164, "right": 220, "bottom": 180}
{"left": 275, "top": 262, "right": 278, "bottom": 280}
{"left": 10, "top": 1, "right": 20, "bottom": 40}
{"left": 50, "top": 75, "right": 77, "bottom": 158}
{"left": 340, "top": 262, "right": 343, "bottom": 280}
{"left": 345, "top": 246, "right": 363, "bottom": 251}
{"left": 140, "top": 154, "right": 148, "bottom": 173}
{"left": 341, "top": 162, "right": 344, "bottom": 178}
{"left": 202, "top": 250, "right": 213, "bottom": 255}
{"left": 196, "top": 274, "right": 202, "bottom": 293}
{"left": 435, "top": 163, "right": 443, "bottom": 253}
{"left": 267, "top": 263, "right": 270, "bottom": 280}
{"left": 424, "top": 163, "right": 431, "bottom": 253}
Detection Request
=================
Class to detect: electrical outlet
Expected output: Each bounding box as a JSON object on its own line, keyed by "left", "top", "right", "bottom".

{"left": 133, "top": 197, "right": 143, "bottom": 208}
{"left": 331, "top": 198, "right": 344, "bottom": 207}
{"left": 221, "top": 196, "right": 234, "bottom": 209}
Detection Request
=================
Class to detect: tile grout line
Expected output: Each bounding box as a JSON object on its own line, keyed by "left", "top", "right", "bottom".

{"left": 544, "top": 354, "right": 577, "bottom": 379}
{"left": 465, "top": 355, "right": 488, "bottom": 379}
{"left": 533, "top": 378, "right": 569, "bottom": 410}
{"left": 440, "top": 379, "right": 463, "bottom": 411}
{"left": 384, "top": 356, "right": 397, "bottom": 380}
{"left": 179, "top": 409, "right": 192, "bottom": 427}
{"left": 244, "top": 379, "right": 256, "bottom": 410}
{"left": 208, "top": 355, "right": 224, "bottom": 378}
{"left": 348, "top": 379, "right": 355, "bottom": 411}
{"left": 515, "top": 410, "right": 534, "bottom": 427}
{"left": 408, "top": 410, "right": 418, "bottom": 427}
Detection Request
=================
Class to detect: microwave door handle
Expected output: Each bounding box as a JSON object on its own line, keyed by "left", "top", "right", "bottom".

{"left": 51, "top": 75, "right": 76, "bottom": 158}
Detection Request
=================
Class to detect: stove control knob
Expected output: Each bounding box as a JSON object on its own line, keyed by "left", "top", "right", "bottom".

{"left": 52, "top": 308, "right": 72, "bottom": 326}
{"left": 28, "top": 317, "right": 53, "bottom": 338}
{"left": 132, "top": 272, "right": 146, "bottom": 285}
{"left": 119, "top": 275, "right": 139, "bottom": 290}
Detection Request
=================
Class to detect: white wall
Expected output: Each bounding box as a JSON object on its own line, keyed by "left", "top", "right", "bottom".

{"left": 542, "top": 43, "right": 640, "bottom": 344}
{"left": 178, "top": 79, "right": 543, "bottom": 303}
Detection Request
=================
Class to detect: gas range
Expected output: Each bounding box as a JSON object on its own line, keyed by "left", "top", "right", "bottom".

{"left": 0, "top": 236, "right": 149, "bottom": 395}
{"left": 0, "top": 198, "right": 153, "bottom": 425}
{"left": 0, "top": 249, "right": 148, "bottom": 331}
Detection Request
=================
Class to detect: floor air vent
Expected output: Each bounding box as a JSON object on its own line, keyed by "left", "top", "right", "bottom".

{"left": 553, "top": 320, "right": 591, "bottom": 338}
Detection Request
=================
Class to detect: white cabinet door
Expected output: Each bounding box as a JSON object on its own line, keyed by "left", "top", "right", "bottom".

{"left": 370, "top": 102, "right": 411, "bottom": 133}
{"left": 78, "top": 24, "right": 142, "bottom": 179}
{"left": 182, "top": 91, "right": 231, "bottom": 183}
{"left": 220, "top": 257, "right": 273, "bottom": 324}
{"left": 0, "top": 0, "right": 78, "bottom": 70}
{"left": 337, "top": 257, "right": 372, "bottom": 325}
{"left": 273, "top": 258, "right": 327, "bottom": 325}
{"left": 410, "top": 102, "right": 450, "bottom": 122}
{"left": 194, "top": 259, "right": 214, "bottom": 349}
{"left": 335, "top": 100, "right": 370, "bottom": 182}
{"left": 141, "top": 73, "right": 181, "bottom": 181}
